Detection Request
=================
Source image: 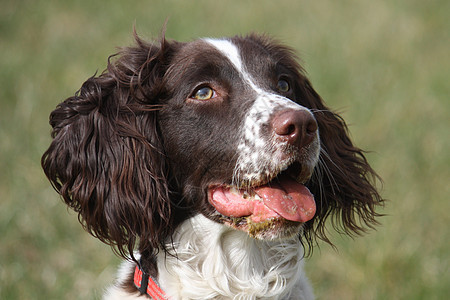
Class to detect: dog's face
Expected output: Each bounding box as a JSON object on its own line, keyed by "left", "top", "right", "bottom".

{"left": 159, "top": 37, "right": 320, "bottom": 239}
{"left": 42, "top": 34, "right": 382, "bottom": 257}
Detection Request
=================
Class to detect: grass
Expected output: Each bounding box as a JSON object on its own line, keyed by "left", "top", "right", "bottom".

{"left": 1, "top": 0, "right": 448, "bottom": 299}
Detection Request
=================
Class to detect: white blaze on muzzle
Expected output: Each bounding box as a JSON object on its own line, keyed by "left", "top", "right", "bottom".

{"left": 204, "top": 38, "right": 318, "bottom": 183}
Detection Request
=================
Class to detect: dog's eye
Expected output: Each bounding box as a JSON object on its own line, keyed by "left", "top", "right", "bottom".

{"left": 192, "top": 87, "right": 214, "bottom": 100}
{"left": 277, "top": 79, "right": 290, "bottom": 93}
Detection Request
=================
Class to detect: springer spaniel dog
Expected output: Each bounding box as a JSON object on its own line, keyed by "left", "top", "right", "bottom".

{"left": 42, "top": 32, "right": 383, "bottom": 299}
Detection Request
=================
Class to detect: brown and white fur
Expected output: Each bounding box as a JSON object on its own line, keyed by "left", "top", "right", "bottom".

{"left": 42, "top": 32, "right": 383, "bottom": 299}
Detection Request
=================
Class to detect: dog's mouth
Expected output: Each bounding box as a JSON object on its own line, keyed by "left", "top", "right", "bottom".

{"left": 208, "top": 162, "right": 316, "bottom": 238}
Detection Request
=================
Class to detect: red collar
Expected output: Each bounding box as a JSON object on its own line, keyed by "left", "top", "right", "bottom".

{"left": 134, "top": 264, "right": 167, "bottom": 299}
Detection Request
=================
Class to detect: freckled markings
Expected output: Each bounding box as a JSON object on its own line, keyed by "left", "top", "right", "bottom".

{"left": 204, "top": 38, "right": 314, "bottom": 184}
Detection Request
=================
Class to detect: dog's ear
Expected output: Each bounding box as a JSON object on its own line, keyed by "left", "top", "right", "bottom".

{"left": 297, "top": 78, "right": 384, "bottom": 247}
{"left": 42, "top": 34, "right": 179, "bottom": 258}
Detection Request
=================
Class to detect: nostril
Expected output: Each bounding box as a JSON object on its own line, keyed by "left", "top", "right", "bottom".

{"left": 273, "top": 117, "right": 298, "bottom": 137}
{"left": 306, "top": 118, "right": 318, "bottom": 135}
{"left": 286, "top": 124, "right": 297, "bottom": 136}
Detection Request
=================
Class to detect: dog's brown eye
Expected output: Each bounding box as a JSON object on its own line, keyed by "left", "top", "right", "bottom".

{"left": 277, "top": 79, "right": 290, "bottom": 93}
{"left": 193, "top": 87, "right": 214, "bottom": 100}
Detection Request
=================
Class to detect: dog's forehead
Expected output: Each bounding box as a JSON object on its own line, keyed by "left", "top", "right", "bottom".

{"left": 202, "top": 38, "right": 268, "bottom": 93}
{"left": 202, "top": 39, "right": 245, "bottom": 73}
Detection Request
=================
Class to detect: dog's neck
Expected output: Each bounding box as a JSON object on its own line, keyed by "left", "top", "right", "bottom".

{"left": 155, "top": 214, "right": 313, "bottom": 299}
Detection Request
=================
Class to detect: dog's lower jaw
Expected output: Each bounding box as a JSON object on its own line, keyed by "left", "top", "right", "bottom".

{"left": 156, "top": 214, "right": 314, "bottom": 300}
{"left": 222, "top": 216, "right": 304, "bottom": 241}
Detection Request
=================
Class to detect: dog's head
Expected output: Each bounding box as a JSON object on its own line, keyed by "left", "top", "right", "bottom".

{"left": 42, "top": 33, "right": 383, "bottom": 257}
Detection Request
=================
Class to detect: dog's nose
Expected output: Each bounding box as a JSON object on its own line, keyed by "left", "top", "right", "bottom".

{"left": 271, "top": 110, "right": 318, "bottom": 148}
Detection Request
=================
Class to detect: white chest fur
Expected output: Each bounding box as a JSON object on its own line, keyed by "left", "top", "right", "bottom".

{"left": 104, "top": 215, "right": 314, "bottom": 299}
{"left": 156, "top": 215, "right": 314, "bottom": 300}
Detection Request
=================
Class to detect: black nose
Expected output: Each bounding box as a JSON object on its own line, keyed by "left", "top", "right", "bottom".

{"left": 271, "top": 109, "right": 318, "bottom": 148}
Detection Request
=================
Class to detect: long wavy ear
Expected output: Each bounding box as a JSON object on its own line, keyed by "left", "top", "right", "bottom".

{"left": 298, "top": 78, "right": 384, "bottom": 247}
{"left": 41, "top": 34, "right": 178, "bottom": 259}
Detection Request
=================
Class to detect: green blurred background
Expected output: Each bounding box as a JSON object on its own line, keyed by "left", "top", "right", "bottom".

{"left": 1, "top": 0, "right": 448, "bottom": 299}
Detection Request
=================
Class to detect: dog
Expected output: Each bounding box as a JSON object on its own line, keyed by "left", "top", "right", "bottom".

{"left": 42, "top": 32, "right": 383, "bottom": 299}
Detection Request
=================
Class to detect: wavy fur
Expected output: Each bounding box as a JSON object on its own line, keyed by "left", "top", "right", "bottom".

{"left": 42, "top": 32, "right": 383, "bottom": 299}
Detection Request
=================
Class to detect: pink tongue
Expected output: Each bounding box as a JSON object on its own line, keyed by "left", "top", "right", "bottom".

{"left": 254, "top": 175, "right": 316, "bottom": 223}
{"left": 209, "top": 176, "right": 316, "bottom": 223}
